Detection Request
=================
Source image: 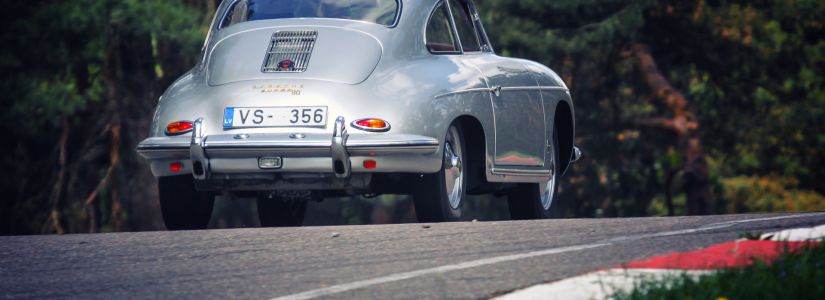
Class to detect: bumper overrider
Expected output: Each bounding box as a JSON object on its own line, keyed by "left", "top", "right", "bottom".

{"left": 136, "top": 116, "right": 440, "bottom": 191}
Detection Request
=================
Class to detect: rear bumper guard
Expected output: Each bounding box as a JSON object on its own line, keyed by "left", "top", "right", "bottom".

{"left": 190, "top": 118, "right": 209, "bottom": 180}
{"left": 330, "top": 116, "right": 351, "bottom": 178}
{"left": 136, "top": 116, "right": 440, "bottom": 178}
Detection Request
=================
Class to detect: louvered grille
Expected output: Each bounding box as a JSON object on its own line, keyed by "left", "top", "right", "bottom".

{"left": 261, "top": 31, "right": 317, "bottom": 73}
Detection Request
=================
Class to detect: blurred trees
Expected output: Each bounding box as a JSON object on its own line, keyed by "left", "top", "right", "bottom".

{"left": 476, "top": 0, "right": 825, "bottom": 217}
{"left": 0, "top": 0, "right": 214, "bottom": 234}
{"left": 1, "top": 0, "right": 823, "bottom": 234}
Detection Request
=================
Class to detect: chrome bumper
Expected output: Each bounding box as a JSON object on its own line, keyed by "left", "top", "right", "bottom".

{"left": 136, "top": 117, "right": 441, "bottom": 178}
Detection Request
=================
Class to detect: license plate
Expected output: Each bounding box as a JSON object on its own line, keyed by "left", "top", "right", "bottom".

{"left": 223, "top": 106, "right": 327, "bottom": 128}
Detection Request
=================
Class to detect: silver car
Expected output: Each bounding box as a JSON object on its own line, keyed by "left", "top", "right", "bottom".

{"left": 137, "top": 0, "right": 579, "bottom": 230}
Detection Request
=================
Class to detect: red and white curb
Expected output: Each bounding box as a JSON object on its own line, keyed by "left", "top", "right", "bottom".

{"left": 494, "top": 224, "right": 825, "bottom": 300}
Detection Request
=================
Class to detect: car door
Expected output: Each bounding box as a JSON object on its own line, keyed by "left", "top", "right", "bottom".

{"left": 447, "top": 0, "right": 547, "bottom": 167}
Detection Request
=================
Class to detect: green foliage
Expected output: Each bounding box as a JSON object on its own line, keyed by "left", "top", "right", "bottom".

{"left": 477, "top": 0, "right": 825, "bottom": 217}
{"left": 0, "top": 0, "right": 210, "bottom": 234}
{"left": 1, "top": 0, "right": 204, "bottom": 133}
{"left": 678, "top": 1, "right": 825, "bottom": 187}
{"left": 612, "top": 240, "right": 825, "bottom": 299}
{"left": 2, "top": 0, "right": 824, "bottom": 233}
{"left": 722, "top": 176, "right": 825, "bottom": 213}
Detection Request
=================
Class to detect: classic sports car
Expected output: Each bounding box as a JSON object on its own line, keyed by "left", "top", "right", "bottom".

{"left": 137, "top": 0, "right": 580, "bottom": 230}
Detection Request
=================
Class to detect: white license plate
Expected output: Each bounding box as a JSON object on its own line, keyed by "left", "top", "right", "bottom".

{"left": 223, "top": 106, "right": 327, "bottom": 128}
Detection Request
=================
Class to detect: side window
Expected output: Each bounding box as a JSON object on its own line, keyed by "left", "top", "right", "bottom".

{"left": 448, "top": 0, "right": 480, "bottom": 52}
{"left": 425, "top": 2, "right": 460, "bottom": 53}
{"left": 221, "top": 0, "right": 250, "bottom": 29}
{"left": 469, "top": 2, "right": 493, "bottom": 52}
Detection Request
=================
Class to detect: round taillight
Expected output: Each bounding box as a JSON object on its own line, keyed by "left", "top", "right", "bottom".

{"left": 165, "top": 121, "right": 194, "bottom": 136}
{"left": 351, "top": 118, "right": 390, "bottom": 132}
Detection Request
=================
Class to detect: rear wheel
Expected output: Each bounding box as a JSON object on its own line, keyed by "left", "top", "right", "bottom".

{"left": 507, "top": 178, "right": 558, "bottom": 219}
{"left": 507, "top": 125, "right": 560, "bottom": 219}
{"left": 256, "top": 193, "right": 308, "bottom": 227}
{"left": 413, "top": 123, "right": 466, "bottom": 222}
{"left": 158, "top": 175, "right": 215, "bottom": 230}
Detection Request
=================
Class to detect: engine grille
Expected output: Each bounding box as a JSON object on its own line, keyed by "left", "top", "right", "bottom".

{"left": 261, "top": 31, "right": 317, "bottom": 73}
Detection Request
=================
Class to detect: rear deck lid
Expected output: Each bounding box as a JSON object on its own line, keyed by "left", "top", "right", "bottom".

{"left": 208, "top": 27, "right": 382, "bottom": 85}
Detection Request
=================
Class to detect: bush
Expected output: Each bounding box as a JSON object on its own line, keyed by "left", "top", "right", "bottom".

{"left": 721, "top": 176, "right": 825, "bottom": 213}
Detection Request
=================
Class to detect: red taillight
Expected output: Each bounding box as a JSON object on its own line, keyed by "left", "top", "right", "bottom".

{"left": 363, "top": 159, "right": 377, "bottom": 169}
{"left": 165, "top": 121, "right": 193, "bottom": 136}
{"left": 351, "top": 118, "right": 390, "bottom": 132}
{"left": 169, "top": 162, "right": 183, "bottom": 173}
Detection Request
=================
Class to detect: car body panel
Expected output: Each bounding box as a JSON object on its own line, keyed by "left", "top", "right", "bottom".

{"left": 208, "top": 25, "right": 383, "bottom": 85}
{"left": 138, "top": 0, "right": 575, "bottom": 193}
{"left": 466, "top": 54, "right": 547, "bottom": 167}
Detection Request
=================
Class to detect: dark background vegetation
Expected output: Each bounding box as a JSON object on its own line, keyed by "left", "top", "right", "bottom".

{"left": 1, "top": 0, "right": 823, "bottom": 235}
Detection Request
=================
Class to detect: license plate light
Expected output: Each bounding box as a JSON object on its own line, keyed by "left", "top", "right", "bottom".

{"left": 259, "top": 157, "right": 283, "bottom": 169}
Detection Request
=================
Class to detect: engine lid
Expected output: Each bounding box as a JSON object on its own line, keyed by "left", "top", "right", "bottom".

{"left": 208, "top": 27, "right": 382, "bottom": 86}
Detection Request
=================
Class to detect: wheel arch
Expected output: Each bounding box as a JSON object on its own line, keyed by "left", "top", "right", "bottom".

{"left": 453, "top": 115, "right": 494, "bottom": 194}
{"left": 554, "top": 100, "right": 575, "bottom": 176}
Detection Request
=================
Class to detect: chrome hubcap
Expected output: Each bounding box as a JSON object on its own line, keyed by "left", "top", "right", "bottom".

{"left": 539, "top": 171, "right": 555, "bottom": 210}
{"left": 443, "top": 126, "right": 463, "bottom": 210}
{"left": 540, "top": 156, "right": 556, "bottom": 210}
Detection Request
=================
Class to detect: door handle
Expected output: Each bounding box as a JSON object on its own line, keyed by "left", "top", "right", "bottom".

{"left": 489, "top": 85, "right": 502, "bottom": 96}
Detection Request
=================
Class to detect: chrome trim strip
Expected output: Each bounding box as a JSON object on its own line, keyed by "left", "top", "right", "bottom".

{"left": 138, "top": 148, "right": 188, "bottom": 153}
{"left": 434, "top": 87, "right": 490, "bottom": 98}
{"left": 139, "top": 143, "right": 439, "bottom": 157}
{"left": 348, "top": 146, "right": 438, "bottom": 156}
{"left": 137, "top": 149, "right": 191, "bottom": 161}
{"left": 348, "top": 144, "right": 438, "bottom": 149}
{"left": 137, "top": 145, "right": 189, "bottom": 151}
{"left": 136, "top": 137, "right": 190, "bottom": 150}
{"left": 435, "top": 86, "right": 569, "bottom": 99}
{"left": 490, "top": 167, "right": 551, "bottom": 176}
{"left": 137, "top": 133, "right": 440, "bottom": 159}
{"left": 138, "top": 138, "right": 439, "bottom": 151}
{"left": 500, "top": 86, "right": 569, "bottom": 92}
{"left": 347, "top": 139, "right": 439, "bottom": 147}
{"left": 207, "top": 148, "right": 329, "bottom": 156}
{"left": 206, "top": 141, "right": 331, "bottom": 149}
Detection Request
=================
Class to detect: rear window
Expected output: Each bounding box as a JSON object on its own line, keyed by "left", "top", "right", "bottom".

{"left": 220, "top": 0, "right": 400, "bottom": 29}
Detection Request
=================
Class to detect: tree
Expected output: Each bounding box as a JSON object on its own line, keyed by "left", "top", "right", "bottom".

{"left": 476, "top": 0, "right": 825, "bottom": 216}
{"left": 0, "top": 0, "right": 211, "bottom": 234}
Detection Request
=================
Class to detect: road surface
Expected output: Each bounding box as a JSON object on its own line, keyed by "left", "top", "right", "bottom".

{"left": 2, "top": 213, "right": 824, "bottom": 299}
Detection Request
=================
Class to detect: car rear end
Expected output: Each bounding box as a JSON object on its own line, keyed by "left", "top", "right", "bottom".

{"left": 137, "top": 0, "right": 441, "bottom": 195}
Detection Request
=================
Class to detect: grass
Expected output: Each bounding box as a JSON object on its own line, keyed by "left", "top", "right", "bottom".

{"left": 612, "top": 239, "right": 825, "bottom": 300}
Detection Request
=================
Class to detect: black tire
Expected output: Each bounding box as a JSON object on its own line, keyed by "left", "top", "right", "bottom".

{"left": 256, "top": 193, "right": 308, "bottom": 227}
{"left": 413, "top": 123, "right": 466, "bottom": 222}
{"left": 158, "top": 175, "right": 215, "bottom": 230}
{"left": 507, "top": 124, "right": 560, "bottom": 220}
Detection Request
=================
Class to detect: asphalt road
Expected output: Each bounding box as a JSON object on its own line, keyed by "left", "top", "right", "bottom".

{"left": 2, "top": 212, "right": 825, "bottom": 299}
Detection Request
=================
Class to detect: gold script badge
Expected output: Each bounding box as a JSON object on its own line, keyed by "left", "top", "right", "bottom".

{"left": 252, "top": 84, "right": 304, "bottom": 96}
